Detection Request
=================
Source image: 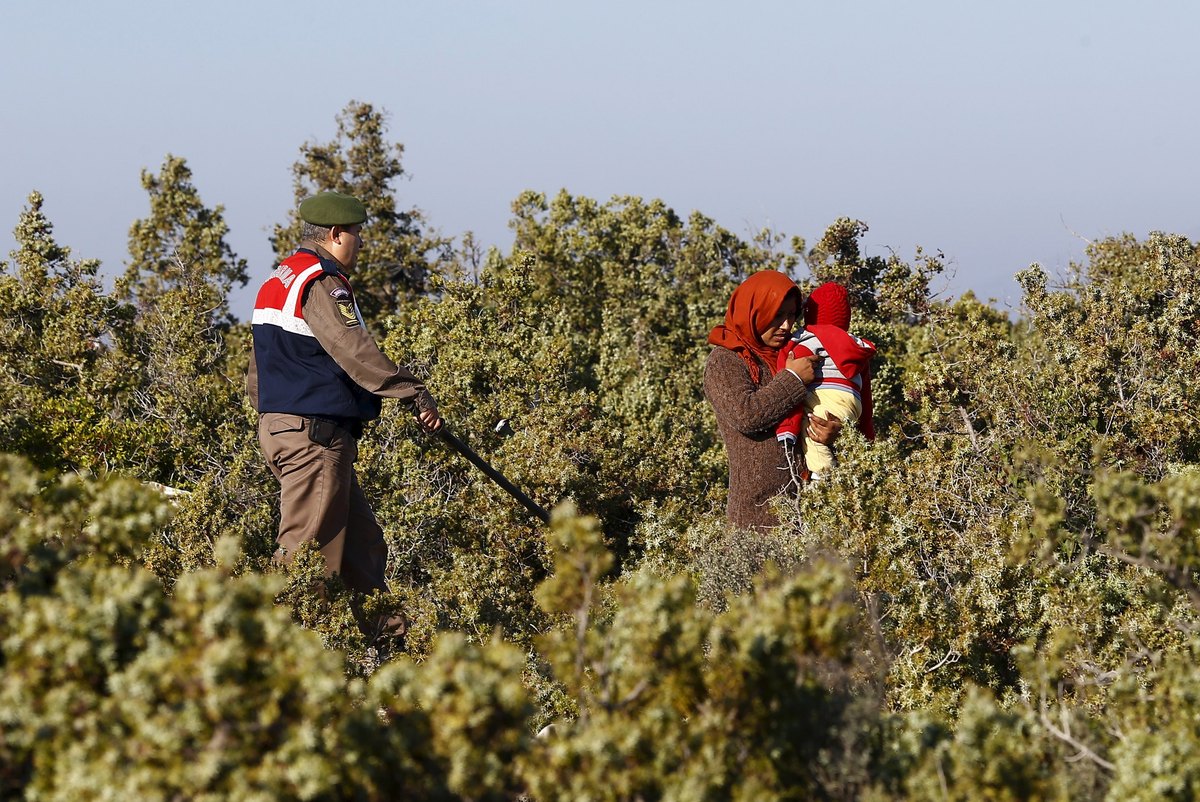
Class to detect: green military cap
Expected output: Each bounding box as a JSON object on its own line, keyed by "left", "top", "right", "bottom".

{"left": 299, "top": 191, "right": 368, "bottom": 226}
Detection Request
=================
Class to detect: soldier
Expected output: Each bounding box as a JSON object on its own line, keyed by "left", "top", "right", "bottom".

{"left": 247, "top": 191, "right": 440, "bottom": 636}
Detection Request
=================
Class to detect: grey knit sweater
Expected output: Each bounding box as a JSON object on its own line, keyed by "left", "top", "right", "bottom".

{"left": 703, "top": 346, "right": 808, "bottom": 530}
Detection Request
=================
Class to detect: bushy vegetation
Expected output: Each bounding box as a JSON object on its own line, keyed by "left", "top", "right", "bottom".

{"left": 1, "top": 100, "right": 1198, "bottom": 799}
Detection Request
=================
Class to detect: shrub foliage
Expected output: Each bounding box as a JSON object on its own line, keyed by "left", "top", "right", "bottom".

{"left": 2, "top": 101, "right": 1198, "bottom": 799}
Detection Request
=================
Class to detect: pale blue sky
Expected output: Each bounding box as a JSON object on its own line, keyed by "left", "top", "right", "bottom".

{"left": 3, "top": 1, "right": 1197, "bottom": 317}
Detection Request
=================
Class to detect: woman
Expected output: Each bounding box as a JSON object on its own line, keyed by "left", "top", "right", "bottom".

{"left": 704, "top": 270, "right": 841, "bottom": 529}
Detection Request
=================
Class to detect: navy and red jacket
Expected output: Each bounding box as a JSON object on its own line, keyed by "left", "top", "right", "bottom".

{"left": 250, "top": 249, "right": 382, "bottom": 422}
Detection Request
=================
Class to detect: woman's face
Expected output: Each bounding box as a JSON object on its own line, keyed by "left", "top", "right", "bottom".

{"left": 757, "top": 295, "right": 799, "bottom": 349}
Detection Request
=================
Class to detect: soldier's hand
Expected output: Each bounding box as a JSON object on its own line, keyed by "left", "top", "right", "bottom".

{"left": 417, "top": 401, "right": 443, "bottom": 433}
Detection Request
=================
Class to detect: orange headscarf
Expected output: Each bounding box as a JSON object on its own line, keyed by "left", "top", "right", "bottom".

{"left": 707, "top": 270, "right": 802, "bottom": 383}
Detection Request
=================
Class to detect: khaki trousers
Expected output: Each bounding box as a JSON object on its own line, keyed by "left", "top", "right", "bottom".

{"left": 258, "top": 413, "right": 388, "bottom": 594}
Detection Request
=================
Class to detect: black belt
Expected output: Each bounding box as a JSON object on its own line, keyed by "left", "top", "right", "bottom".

{"left": 306, "top": 415, "right": 363, "bottom": 439}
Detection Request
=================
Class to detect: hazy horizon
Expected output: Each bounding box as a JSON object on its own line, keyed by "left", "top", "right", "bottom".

{"left": 4, "top": 1, "right": 1197, "bottom": 318}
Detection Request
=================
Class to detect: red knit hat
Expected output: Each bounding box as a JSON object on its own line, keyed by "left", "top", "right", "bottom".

{"left": 804, "top": 282, "right": 852, "bottom": 330}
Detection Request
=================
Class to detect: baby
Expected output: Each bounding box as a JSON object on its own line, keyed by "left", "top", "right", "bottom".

{"left": 775, "top": 282, "right": 876, "bottom": 481}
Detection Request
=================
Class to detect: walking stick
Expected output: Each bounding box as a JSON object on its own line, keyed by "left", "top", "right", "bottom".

{"left": 438, "top": 426, "right": 550, "bottom": 524}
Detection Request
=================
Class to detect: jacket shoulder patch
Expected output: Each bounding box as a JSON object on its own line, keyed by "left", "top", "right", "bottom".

{"left": 328, "top": 286, "right": 360, "bottom": 328}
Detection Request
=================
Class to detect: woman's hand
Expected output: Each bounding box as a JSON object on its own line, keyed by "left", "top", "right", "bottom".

{"left": 807, "top": 413, "right": 843, "bottom": 445}
{"left": 785, "top": 353, "right": 819, "bottom": 384}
